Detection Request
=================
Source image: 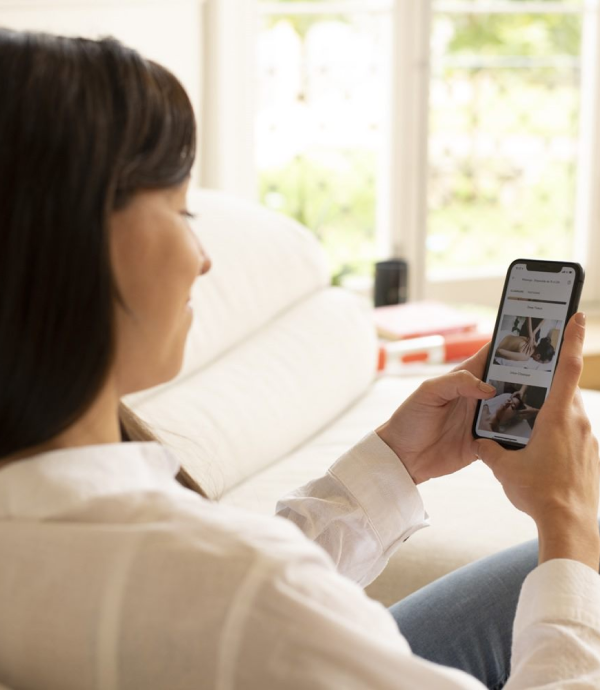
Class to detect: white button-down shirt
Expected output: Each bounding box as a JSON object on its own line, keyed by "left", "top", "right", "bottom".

{"left": 0, "top": 431, "right": 599, "bottom": 689}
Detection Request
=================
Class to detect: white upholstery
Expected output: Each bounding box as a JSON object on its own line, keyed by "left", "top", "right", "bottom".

{"left": 131, "top": 287, "right": 378, "bottom": 493}
{"left": 125, "top": 188, "right": 600, "bottom": 606}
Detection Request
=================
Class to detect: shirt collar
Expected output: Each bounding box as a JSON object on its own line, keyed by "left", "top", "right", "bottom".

{"left": 0, "top": 442, "right": 185, "bottom": 520}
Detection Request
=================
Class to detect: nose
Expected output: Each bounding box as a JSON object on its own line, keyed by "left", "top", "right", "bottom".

{"left": 200, "top": 251, "right": 212, "bottom": 275}
{"left": 193, "top": 233, "right": 212, "bottom": 276}
{"left": 199, "top": 250, "right": 211, "bottom": 276}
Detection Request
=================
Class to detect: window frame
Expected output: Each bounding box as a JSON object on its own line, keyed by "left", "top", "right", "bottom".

{"left": 201, "top": 0, "right": 257, "bottom": 199}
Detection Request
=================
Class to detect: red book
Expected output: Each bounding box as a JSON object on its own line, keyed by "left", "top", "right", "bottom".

{"left": 374, "top": 300, "right": 478, "bottom": 341}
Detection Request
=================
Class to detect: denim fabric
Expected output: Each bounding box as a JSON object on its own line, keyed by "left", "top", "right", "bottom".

{"left": 389, "top": 539, "right": 540, "bottom": 690}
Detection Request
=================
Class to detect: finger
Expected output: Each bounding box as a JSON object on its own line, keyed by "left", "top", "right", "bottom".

{"left": 452, "top": 342, "right": 491, "bottom": 377}
{"left": 422, "top": 369, "right": 496, "bottom": 405}
{"left": 545, "top": 313, "right": 585, "bottom": 407}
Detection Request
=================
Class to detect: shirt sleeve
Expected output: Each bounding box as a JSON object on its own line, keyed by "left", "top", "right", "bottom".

{"left": 275, "top": 431, "right": 430, "bottom": 587}
{"left": 505, "top": 558, "right": 600, "bottom": 688}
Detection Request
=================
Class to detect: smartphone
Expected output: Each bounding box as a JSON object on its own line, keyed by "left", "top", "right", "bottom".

{"left": 472, "top": 259, "right": 585, "bottom": 449}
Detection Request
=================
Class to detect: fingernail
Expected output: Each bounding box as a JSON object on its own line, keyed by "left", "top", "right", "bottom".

{"left": 575, "top": 312, "right": 586, "bottom": 327}
{"left": 479, "top": 382, "right": 496, "bottom": 393}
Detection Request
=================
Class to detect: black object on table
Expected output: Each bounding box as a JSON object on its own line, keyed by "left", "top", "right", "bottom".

{"left": 374, "top": 259, "right": 408, "bottom": 307}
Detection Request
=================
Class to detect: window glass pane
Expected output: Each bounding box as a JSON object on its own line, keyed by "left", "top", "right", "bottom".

{"left": 256, "top": 4, "right": 391, "bottom": 281}
{"left": 428, "top": 2, "right": 583, "bottom": 277}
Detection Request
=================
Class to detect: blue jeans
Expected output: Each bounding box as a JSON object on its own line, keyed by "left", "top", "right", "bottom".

{"left": 388, "top": 539, "right": 540, "bottom": 690}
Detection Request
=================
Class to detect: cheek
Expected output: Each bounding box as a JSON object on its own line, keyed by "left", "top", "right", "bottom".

{"left": 111, "top": 224, "right": 162, "bottom": 314}
{"left": 111, "top": 211, "right": 195, "bottom": 320}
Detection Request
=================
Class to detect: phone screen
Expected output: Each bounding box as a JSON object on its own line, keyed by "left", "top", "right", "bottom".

{"left": 473, "top": 261, "right": 583, "bottom": 447}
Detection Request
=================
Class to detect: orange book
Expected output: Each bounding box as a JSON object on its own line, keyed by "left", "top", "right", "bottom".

{"left": 374, "top": 301, "right": 478, "bottom": 341}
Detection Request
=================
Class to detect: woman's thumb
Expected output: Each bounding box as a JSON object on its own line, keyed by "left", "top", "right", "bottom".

{"left": 474, "top": 438, "right": 506, "bottom": 473}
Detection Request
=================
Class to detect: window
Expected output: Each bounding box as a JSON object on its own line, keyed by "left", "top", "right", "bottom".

{"left": 243, "top": 1, "right": 600, "bottom": 306}
{"left": 422, "top": 0, "right": 595, "bottom": 306}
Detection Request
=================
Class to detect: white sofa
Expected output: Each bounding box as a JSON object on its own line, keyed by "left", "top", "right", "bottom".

{"left": 124, "top": 188, "right": 600, "bottom": 607}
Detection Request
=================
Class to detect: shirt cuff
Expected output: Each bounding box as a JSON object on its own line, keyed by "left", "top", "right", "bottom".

{"left": 515, "top": 558, "right": 600, "bottom": 634}
{"left": 327, "top": 430, "right": 430, "bottom": 554}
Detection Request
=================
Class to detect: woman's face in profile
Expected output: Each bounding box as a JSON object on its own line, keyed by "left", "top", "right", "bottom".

{"left": 109, "top": 179, "right": 211, "bottom": 395}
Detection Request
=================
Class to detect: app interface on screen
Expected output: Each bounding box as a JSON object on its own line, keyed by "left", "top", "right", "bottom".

{"left": 475, "top": 263, "right": 577, "bottom": 445}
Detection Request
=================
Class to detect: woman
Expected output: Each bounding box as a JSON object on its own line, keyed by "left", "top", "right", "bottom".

{"left": 495, "top": 333, "right": 555, "bottom": 364}
{"left": 0, "top": 29, "right": 599, "bottom": 689}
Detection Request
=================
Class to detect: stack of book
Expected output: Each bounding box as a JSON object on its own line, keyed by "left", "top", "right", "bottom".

{"left": 374, "top": 301, "right": 492, "bottom": 369}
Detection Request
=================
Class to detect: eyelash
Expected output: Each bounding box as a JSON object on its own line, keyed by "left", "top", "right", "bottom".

{"left": 181, "top": 210, "right": 196, "bottom": 220}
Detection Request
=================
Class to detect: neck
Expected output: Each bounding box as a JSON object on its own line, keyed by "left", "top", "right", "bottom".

{"left": 0, "top": 380, "right": 121, "bottom": 468}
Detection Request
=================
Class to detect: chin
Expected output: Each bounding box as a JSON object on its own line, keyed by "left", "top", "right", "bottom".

{"left": 166, "top": 355, "right": 186, "bottom": 383}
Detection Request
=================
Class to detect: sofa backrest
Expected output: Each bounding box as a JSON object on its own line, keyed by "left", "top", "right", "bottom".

{"left": 124, "top": 189, "right": 377, "bottom": 494}
{"left": 126, "top": 188, "right": 331, "bottom": 407}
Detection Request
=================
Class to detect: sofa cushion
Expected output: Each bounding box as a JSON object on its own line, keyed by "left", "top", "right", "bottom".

{"left": 127, "top": 286, "right": 378, "bottom": 492}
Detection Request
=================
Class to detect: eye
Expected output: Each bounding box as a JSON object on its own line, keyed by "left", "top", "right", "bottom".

{"left": 181, "top": 210, "right": 196, "bottom": 221}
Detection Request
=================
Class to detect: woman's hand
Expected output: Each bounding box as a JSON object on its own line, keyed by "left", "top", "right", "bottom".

{"left": 476, "top": 313, "right": 600, "bottom": 569}
{"left": 376, "top": 344, "right": 496, "bottom": 484}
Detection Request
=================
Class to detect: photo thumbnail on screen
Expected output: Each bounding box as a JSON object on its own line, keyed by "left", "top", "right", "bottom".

{"left": 479, "top": 380, "right": 547, "bottom": 443}
{"left": 492, "top": 315, "right": 563, "bottom": 373}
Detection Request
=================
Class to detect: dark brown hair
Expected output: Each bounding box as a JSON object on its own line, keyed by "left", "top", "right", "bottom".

{"left": 0, "top": 29, "right": 205, "bottom": 496}
{"left": 534, "top": 336, "right": 555, "bottom": 364}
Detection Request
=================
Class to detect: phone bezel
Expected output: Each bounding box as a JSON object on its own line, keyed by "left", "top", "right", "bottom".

{"left": 471, "top": 258, "right": 585, "bottom": 450}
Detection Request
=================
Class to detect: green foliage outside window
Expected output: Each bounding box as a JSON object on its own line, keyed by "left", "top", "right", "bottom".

{"left": 260, "top": 150, "right": 378, "bottom": 280}
{"left": 258, "top": 1, "right": 582, "bottom": 282}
